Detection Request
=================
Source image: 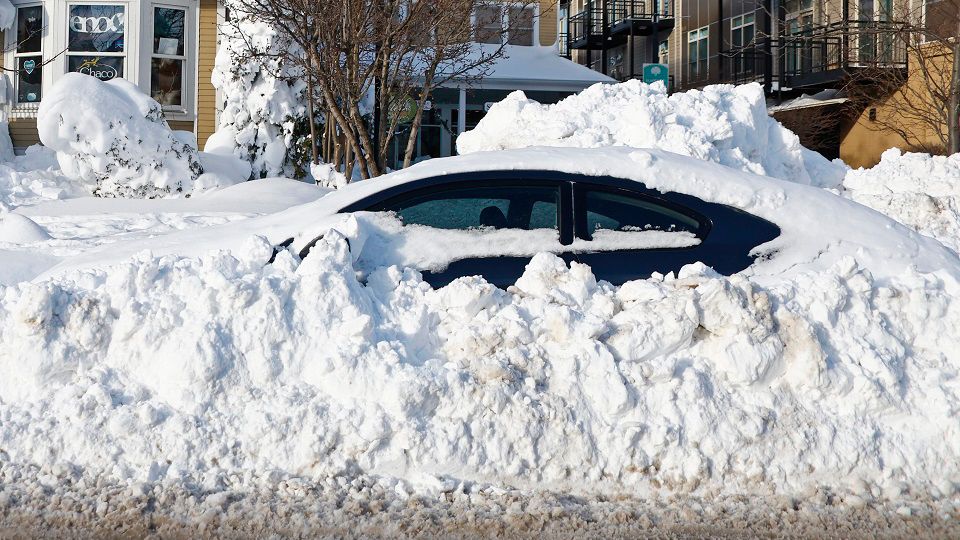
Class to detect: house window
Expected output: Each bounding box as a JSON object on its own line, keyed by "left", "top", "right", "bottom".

{"left": 473, "top": 3, "right": 536, "bottom": 46}
{"left": 15, "top": 5, "right": 44, "bottom": 103}
{"left": 151, "top": 6, "right": 186, "bottom": 107}
{"left": 66, "top": 4, "right": 126, "bottom": 81}
{"left": 474, "top": 4, "right": 502, "bottom": 44}
{"left": 658, "top": 39, "right": 669, "bottom": 64}
{"left": 687, "top": 26, "right": 708, "bottom": 80}
{"left": 506, "top": 5, "right": 534, "bottom": 45}
{"left": 731, "top": 14, "right": 755, "bottom": 48}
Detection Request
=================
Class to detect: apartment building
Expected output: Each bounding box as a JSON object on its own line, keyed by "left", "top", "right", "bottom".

{"left": 561, "top": 0, "right": 957, "bottom": 165}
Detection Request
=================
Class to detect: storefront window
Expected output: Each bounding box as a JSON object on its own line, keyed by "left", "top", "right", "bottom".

{"left": 67, "top": 4, "right": 126, "bottom": 81}
{"left": 15, "top": 5, "right": 43, "bottom": 103}
{"left": 151, "top": 6, "right": 186, "bottom": 106}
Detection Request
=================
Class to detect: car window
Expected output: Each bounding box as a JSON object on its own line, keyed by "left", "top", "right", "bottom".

{"left": 378, "top": 185, "right": 559, "bottom": 230}
{"left": 583, "top": 190, "right": 701, "bottom": 238}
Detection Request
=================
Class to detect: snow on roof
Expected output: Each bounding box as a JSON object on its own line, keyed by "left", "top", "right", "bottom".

{"left": 39, "top": 147, "right": 960, "bottom": 285}
{"left": 444, "top": 44, "right": 615, "bottom": 91}
{"left": 0, "top": 0, "right": 13, "bottom": 31}
{"left": 768, "top": 89, "right": 849, "bottom": 113}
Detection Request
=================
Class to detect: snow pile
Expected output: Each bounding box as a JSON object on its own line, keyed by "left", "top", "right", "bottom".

{"left": 0, "top": 146, "right": 83, "bottom": 210}
{"left": 457, "top": 81, "right": 847, "bottom": 188}
{"left": 0, "top": 0, "right": 14, "bottom": 30}
{"left": 0, "top": 212, "right": 49, "bottom": 242}
{"left": 37, "top": 73, "right": 203, "bottom": 198}
{"left": 210, "top": 4, "right": 306, "bottom": 178}
{"left": 842, "top": 149, "right": 960, "bottom": 253}
{"left": 1, "top": 234, "right": 958, "bottom": 502}
{"left": 3, "top": 148, "right": 959, "bottom": 505}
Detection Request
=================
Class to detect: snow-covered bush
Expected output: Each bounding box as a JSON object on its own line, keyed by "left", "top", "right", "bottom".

{"left": 37, "top": 73, "right": 203, "bottom": 198}
{"left": 209, "top": 4, "right": 307, "bottom": 178}
{"left": 457, "top": 81, "right": 848, "bottom": 188}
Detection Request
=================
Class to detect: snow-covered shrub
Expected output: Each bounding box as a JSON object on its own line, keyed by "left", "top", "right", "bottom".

{"left": 210, "top": 4, "right": 307, "bottom": 178}
{"left": 457, "top": 81, "right": 848, "bottom": 188}
{"left": 37, "top": 73, "right": 203, "bottom": 198}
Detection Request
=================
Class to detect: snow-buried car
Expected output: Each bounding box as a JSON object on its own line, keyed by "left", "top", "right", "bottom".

{"left": 42, "top": 146, "right": 960, "bottom": 287}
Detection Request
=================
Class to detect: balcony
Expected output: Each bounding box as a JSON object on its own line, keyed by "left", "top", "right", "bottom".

{"left": 607, "top": 0, "right": 675, "bottom": 37}
{"left": 568, "top": 0, "right": 674, "bottom": 51}
{"left": 781, "top": 20, "right": 907, "bottom": 89}
{"left": 718, "top": 22, "right": 906, "bottom": 91}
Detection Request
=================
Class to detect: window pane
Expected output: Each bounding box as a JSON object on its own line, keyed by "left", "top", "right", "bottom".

{"left": 154, "top": 7, "right": 185, "bottom": 55}
{"left": 69, "top": 5, "right": 125, "bottom": 53}
{"left": 68, "top": 55, "right": 123, "bottom": 81}
{"left": 17, "top": 55, "right": 42, "bottom": 102}
{"left": 732, "top": 28, "right": 742, "bottom": 47}
{"left": 744, "top": 13, "right": 755, "bottom": 24}
{"left": 380, "top": 186, "right": 559, "bottom": 230}
{"left": 584, "top": 191, "right": 700, "bottom": 238}
{"left": 743, "top": 25, "right": 754, "bottom": 44}
{"left": 17, "top": 6, "right": 43, "bottom": 53}
{"left": 507, "top": 6, "right": 534, "bottom": 45}
{"left": 151, "top": 58, "right": 183, "bottom": 105}
{"left": 474, "top": 6, "right": 501, "bottom": 44}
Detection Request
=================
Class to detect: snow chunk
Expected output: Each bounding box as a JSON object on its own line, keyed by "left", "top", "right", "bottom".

{"left": 457, "top": 81, "right": 847, "bottom": 188}
{"left": 37, "top": 73, "right": 203, "bottom": 198}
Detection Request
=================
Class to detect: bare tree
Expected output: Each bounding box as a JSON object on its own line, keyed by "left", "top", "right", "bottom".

{"left": 223, "top": 0, "right": 539, "bottom": 180}
{"left": 843, "top": 0, "right": 960, "bottom": 155}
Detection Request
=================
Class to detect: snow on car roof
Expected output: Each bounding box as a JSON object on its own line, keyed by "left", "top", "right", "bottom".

{"left": 39, "top": 146, "right": 960, "bottom": 284}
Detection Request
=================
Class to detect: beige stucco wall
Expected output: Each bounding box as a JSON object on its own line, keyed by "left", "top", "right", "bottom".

{"left": 840, "top": 43, "right": 951, "bottom": 168}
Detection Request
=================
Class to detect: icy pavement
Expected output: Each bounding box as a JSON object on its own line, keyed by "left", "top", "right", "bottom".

{"left": 1, "top": 469, "right": 958, "bottom": 538}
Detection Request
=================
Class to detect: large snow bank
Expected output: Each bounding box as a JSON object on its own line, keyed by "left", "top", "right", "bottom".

{"left": 1, "top": 231, "right": 959, "bottom": 502}
{"left": 37, "top": 73, "right": 203, "bottom": 198}
{"left": 842, "top": 149, "right": 960, "bottom": 253}
{"left": 456, "top": 81, "right": 847, "bottom": 188}
{"left": 5, "top": 148, "right": 958, "bottom": 503}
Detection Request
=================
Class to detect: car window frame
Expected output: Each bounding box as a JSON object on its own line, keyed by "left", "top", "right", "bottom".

{"left": 571, "top": 182, "right": 712, "bottom": 245}
{"left": 342, "top": 175, "right": 574, "bottom": 245}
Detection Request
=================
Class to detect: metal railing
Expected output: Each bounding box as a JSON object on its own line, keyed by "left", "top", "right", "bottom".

{"left": 718, "top": 21, "right": 907, "bottom": 88}
{"left": 606, "top": 0, "right": 673, "bottom": 26}
{"left": 568, "top": 0, "right": 674, "bottom": 48}
{"left": 780, "top": 20, "right": 907, "bottom": 80}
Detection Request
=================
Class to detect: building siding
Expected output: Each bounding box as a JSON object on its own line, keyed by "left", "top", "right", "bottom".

{"left": 539, "top": 0, "right": 558, "bottom": 46}
{"left": 196, "top": 0, "right": 219, "bottom": 148}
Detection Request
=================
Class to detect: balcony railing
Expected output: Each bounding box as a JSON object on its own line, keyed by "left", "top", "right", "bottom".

{"left": 568, "top": 0, "right": 674, "bottom": 50}
{"left": 718, "top": 21, "right": 906, "bottom": 90}
{"left": 607, "top": 0, "right": 673, "bottom": 27}
{"left": 780, "top": 20, "right": 907, "bottom": 85}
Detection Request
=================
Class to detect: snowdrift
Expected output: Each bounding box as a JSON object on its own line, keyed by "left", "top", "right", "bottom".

{"left": 5, "top": 148, "right": 960, "bottom": 504}
{"left": 456, "top": 81, "right": 848, "bottom": 188}
{"left": 843, "top": 149, "right": 960, "bottom": 253}
{"left": 37, "top": 73, "right": 203, "bottom": 198}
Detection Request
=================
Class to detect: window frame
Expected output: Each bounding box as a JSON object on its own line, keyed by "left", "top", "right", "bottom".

{"left": 64, "top": 1, "right": 129, "bottom": 82}
{"left": 730, "top": 13, "right": 755, "bottom": 48}
{"left": 687, "top": 25, "right": 709, "bottom": 81}
{"left": 471, "top": 2, "right": 539, "bottom": 46}
{"left": 13, "top": 3, "right": 45, "bottom": 106}
{"left": 343, "top": 176, "right": 574, "bottom": 245}
{"left": 572, "top": 184, "right": 711, "bottom": 244}
{"left": 149, "top": 3, "right": 187, "bottom": 110}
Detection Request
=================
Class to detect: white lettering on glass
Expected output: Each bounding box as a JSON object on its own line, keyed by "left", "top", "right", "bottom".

{"left": 70, "top": 13, "right": 124, "bottom": 33}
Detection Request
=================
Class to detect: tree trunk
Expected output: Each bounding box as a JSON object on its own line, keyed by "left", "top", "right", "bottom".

{"left": 950, "top": 40, "right": 960, "bottom": 154}
{"left": 403, "top": 85, "right": 433, "bottom": 168}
